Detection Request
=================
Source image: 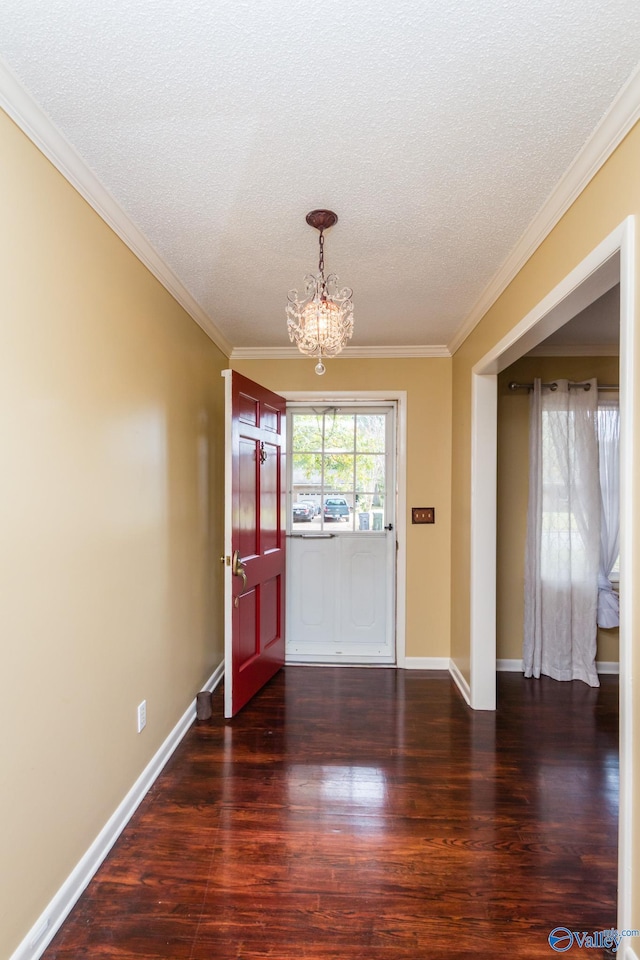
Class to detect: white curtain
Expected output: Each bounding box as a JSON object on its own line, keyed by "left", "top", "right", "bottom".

{"left": 523, "top": 379, "right": 601, "bottom": 687}
{"left": 597, "top": 399, "right": 620, "bottom": 628}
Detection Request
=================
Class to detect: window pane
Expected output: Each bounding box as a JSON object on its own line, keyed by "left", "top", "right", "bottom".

{"left": 292, "top": 414, "right": 323, "bottom": 451}
{"left": 288, "top": 406, "right": 392, "bottom": 535}
{"left": 355, "top": 493, "right": 386, "bottom": 531}
{"left": 356, "top": 454, "right": 386, "bottom": 494}
{"left": 292, "top": 452, "right": 322, "bottom": 487}
{"left": 322, "top": 493, "right": 353, "bottom": 529}
{"left": 356, "top": 414, "right": 386, "bottom": 453}
{"left": 324, "top": 414, "right": 355, "bottom": 452}
{"left": 324, "top": 454, "right": 354, "bottom": 492}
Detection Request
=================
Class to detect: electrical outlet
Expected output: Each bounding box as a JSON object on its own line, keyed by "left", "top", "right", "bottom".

{"left": 137, "top": 700, "right": 147, "bottom": 733}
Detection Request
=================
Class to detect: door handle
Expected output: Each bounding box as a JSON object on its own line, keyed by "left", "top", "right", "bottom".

{"left": 385, "top": 523, "right": 394, "bottom": 531}
{"left": 232, "top": 549, "right": 247, "bottom": 594}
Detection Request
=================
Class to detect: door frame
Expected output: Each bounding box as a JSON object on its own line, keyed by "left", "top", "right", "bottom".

{"left": 467, "top": 217, "right": 635, "bottom": 934}
{"left": 281, "top": 390, "right": 408, "bottom": 665}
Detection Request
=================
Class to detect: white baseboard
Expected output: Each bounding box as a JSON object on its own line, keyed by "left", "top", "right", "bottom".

{"left": 402, "top": 657, "right": 450, "bottom": 670}
{"left": 449, "top": 659, "right": 471, "bottom": 705}
{"left": 497, "top": 659, "right": 619, "bottom": 675}
{"left": 497, "top": 659, "right": 523, "bottom": 672}
{"left": 597, "top": 660, "right": 620, "bottom": 675}
{"left": 10, "top": 660, "right": 225, "bottom": 960}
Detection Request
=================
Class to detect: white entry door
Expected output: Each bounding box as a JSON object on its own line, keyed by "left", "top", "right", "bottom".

{"left": 286, "top": 404, "right": 396, "bottom": 663}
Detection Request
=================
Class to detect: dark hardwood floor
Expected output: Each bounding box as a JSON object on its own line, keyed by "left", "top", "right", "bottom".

{"left": 42, "top": 669, "right": 619, "bottom": 959}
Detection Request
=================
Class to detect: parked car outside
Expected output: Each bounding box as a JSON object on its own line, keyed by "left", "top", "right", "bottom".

{"left": 292, "top": 502, "right": 314, "bottom": 522}
{"left": 323, "top": 496, "right": 350, "bottom": 521}
{"left": 300, "top": 500, "right": 321, "bottom": 516}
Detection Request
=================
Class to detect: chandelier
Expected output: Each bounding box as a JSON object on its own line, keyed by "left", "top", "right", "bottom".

{"left": 286, "top": 209, "right": 354, "bottom": 375}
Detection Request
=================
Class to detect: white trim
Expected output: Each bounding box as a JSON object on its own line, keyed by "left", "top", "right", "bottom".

{"left": 230, "top": 345, "right": 451, "bottom": 360}
{"left": 10, "top": 661, "right": 225, "bottom": 960}
{"left": 469, "top": 216, "right": 634, "bottom": 940}
{"left": 395, "top": 393, "right": 408, "bottom": 667}
{"left": 617, "top": 216, "right": 636, "bottom": 937}
{"left": 469, "top": 372, "right": 497, "bottom": 710}
{"left": 624, "top": 945, "right": 640, "bottom": 960}
{"left": 497, "top": 658, "right": 620, "bottom": 674}
{"left": 285, "top": 655, "right": 395, "bottom": 665}
{"left": 471, "top": 245, "right": 622, "bottom": 379}
{"left": 449, "top": 659, "right": 471, "bottom": 706}
{"left": 448, "top": 63, "right": 640, "bottom": 355}
{"left": 280, "top": 390, "right": 407, "bottom": 669}
{"left": 0, "top": 58, "right": 233, "bottom": 359}
{"left": 497, "top": 659, "right": 523, "bottom": 672}
{"left": 403, "top": 657, "right": 450, "bottom": 670}
{"left": 221, "top": 370, "right": 234, "bottom": 719}
{"left": 283, "top": 391, "right": 407, "bottom": 402}
{"left": 597, "top": 661, "right": 621, "bottom": 675}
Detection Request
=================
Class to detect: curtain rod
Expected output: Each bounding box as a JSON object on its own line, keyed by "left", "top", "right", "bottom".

{"left": 508, "top": 381, "right": 619, "bottom": 393}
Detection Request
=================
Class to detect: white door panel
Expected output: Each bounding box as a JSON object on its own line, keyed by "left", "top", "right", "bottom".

{"left": 287, "top": 532, "right": 394, "bottom": 662}
{"left": 289, "top": 536, "right": 335, "bottom": 637}
{"left": 339, "top": 536, "right": 386, "bottom": 640}
{"left": 286, "top": 533, "right": 395, "bottom": 663}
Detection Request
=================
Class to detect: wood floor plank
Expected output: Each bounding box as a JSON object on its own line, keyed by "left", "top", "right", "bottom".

{"left": 42, "top": 669, "right": 618, "bottom": 959}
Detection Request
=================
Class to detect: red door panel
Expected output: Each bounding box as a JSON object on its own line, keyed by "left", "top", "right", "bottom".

{"left": 237, "top": 588, "right": 258, "bottom": 666}
{"left": 224, "top": 371, "right": 286, "bottom": 717}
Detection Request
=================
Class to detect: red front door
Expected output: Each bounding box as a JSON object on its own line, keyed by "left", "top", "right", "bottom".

{"left": 223, "top": 370, "right": 286, "bottom": 717}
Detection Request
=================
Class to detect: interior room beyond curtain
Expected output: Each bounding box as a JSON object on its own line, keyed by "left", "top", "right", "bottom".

{"left": 597, "top": 399, "right": 620, "bottom": 628}
{"left": 524, "top": 379, "right": 601, "bottom": 687}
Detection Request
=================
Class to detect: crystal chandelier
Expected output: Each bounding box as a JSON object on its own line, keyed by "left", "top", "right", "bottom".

{"left": 286, "top": 209, "right": 354, "bottom": 375}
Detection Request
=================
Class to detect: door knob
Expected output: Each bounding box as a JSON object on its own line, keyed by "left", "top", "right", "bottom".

{"left": 232, "top": 549, "right": 247, "bottom": 594}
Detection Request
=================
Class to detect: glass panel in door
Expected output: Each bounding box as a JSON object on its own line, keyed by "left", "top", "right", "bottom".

{"left": 290, "top": 408, "right": 391, "bottom": 534}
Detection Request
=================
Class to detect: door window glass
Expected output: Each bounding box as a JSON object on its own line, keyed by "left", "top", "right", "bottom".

{"left": 289, "top": 407, "right": 392, "bottom": 532}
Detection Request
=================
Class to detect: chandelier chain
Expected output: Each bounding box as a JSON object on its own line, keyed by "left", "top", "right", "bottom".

{"left": 318, "top": 231, "right": 325, "bottom": 277}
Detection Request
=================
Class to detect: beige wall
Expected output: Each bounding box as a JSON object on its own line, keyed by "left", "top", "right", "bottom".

{"left": 0, "top": 109, "right": 227, "bottom": 958}
{"left": 231, "top": 357, "right": 452, "bottom": 660}
{"left": 497, "top": 355, "right": 620, "bottom": 663}
{"left": 451, "top": 120, "right": 640, "bottom": 937}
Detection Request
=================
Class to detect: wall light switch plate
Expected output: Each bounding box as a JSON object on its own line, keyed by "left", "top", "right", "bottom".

{"left": 412, "top": 507, "right": 435, "bottom": 524}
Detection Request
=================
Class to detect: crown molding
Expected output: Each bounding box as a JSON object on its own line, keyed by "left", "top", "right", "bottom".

{"left": 448, "top": 62, "right": 640, "bottom": 356}
{"left": 230, "top": 344, "right": 451, "bottom": 361}
{"left": 525, "top": 342, "right": 620, "bottom": 357}
{"left": 0, "top": 58, "right": 233, "bottom": 358}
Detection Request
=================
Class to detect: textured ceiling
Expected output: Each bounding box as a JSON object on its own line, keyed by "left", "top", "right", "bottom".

{"left": 1, "top": 0, "right": 640, "bottom": 352}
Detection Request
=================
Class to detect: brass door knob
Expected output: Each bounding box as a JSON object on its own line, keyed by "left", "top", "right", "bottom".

{"left": 232, "top": 549, "right": 247, "bottom": 594}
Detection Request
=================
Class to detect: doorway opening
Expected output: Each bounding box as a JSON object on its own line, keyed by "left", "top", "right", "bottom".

{"left": 468, "top": 217, "right": 635, "bottom": 933}
{"left": 281, "top": 390, "right": 408, "bottom": 666}
{"left": 286, "top": 402, "right": 396, "bottom": 664}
